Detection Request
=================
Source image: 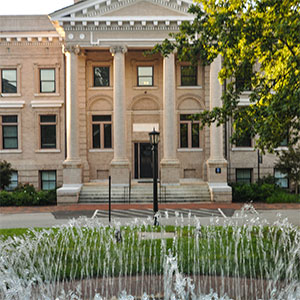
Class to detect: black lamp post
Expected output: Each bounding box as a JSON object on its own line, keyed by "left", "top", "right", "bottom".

{"left": 149, "top": 128, "right": 160, "bottom": 226}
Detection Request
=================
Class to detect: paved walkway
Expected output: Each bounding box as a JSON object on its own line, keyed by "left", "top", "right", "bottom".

{"left": 0, "top": 202, "right": 299, "bottom": 228}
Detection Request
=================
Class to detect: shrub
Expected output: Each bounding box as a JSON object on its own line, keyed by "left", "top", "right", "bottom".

{"left": 0, "top": 184, "right": 57, "bottom": 206}
{"left": 267, "top": 191, "right": 300, "bottom": 203}
{"left": 0, "top": 160, "right": 15, "bottom": 190}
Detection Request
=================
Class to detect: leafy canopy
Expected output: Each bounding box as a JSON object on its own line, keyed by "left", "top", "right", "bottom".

{"left": 153, "top": 0, "right": 300, "bottom": 153}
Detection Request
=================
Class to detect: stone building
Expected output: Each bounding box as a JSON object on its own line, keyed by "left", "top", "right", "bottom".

{"left": 0, "top": 0, "right": 289, "bottom": 203}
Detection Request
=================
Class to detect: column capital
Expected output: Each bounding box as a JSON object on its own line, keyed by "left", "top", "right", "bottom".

{"left": 110, "top": 45, "right": 128, "bottom": 55}
{"left": 64, "top": 44, "right": 82, "bottom": 55}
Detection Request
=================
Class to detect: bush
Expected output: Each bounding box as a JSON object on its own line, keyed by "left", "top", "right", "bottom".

{"left": 267, "top": 191, "right": 300, "bottom": 203}
{"left": 231, "top": 182, "right": 280, "bottom": 203}
{"left": 0, "top": 184, "right": 57, "bottom": 206}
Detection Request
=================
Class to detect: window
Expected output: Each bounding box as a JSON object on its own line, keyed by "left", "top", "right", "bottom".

{"left": 40, "top": 69, "right": 55, "bottom": 93}
{"left": 40, "top": 115, "right": 56, "bottom": 149}
{"left": 92, "top": 115, "right": 112, "bottom": 149}
{"left": 274, "top": 169, "right": 288, "bottom": 188}
{"left": 1, "top": 115, "right": 18, "bottom": 149}
{"left": 137, "top": 66, "right": 153, "bottom": 86}
{"left": 1, "top": 69, "right": 17, "bottom": 93}
{"left": 40, "top": 170, "right": 56, "bottom": 190}
{"left": 5, "top": 171, "right": 18, "bottom": 191}
{"left": 279, "top": 135, "right": 288, "bottom": 147}
{"left": 94, "top": 67, "right": 110, "bottom": 87}
{"left": 181, "top": 66, "right": 197, "bottom": 86}
{"left": 179, "top": 114, "right": 200, "bottom": 148}
{"left": 236, "top": 61, "right": 252, "bottom": 91}
{"left": 235, "top": 132, "right": 252, "bottom": 147}
{"left": 236, "top": 168, "right": 252, "bottom": 184}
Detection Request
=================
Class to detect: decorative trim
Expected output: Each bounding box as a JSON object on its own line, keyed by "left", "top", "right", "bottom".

{"left": 177, "top": 148, "right": 203, "bottom": 152}
{"left": 0, "top": 150, "right": 22, "bottom": 154}
{"left": 0, "top": 101, "right": 25, "bottom": 108}
{"left": 89, "top": 149, "right": 114, "bottom": 153}
{"left": 35, "top": 149, "right": 61, "bottom": 153}
{"left": 31, "top": 100, "right": 64, "bottom": 108}
{"left": 231, "top": 147, "right": 255, "bottom": 152}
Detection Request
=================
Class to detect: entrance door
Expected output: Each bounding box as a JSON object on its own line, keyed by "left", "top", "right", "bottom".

{"left": 134, "top": 143, "right": 155, "bottom": 179}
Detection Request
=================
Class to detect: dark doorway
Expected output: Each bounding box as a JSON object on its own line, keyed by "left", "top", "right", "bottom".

{"left": 134, "top": 143, "right": 158, "bottom": 179}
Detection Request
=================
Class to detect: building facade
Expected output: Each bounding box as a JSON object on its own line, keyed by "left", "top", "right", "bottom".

{"left": 0, "top": 0, "right": 289, "bottom": 203}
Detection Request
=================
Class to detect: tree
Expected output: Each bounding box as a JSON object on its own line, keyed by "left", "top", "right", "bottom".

{"left": 274, "top": 146, "right": 300, "bottom": 194}
{"left": 153, "top": 0, "right": 300, "bottom": 153}
{"left": 0, "top": 160, "right": 15, "bottom": 190}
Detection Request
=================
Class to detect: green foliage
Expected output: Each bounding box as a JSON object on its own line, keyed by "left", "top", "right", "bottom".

{"left": 0, "top": 160, "right": 15, "bottom": 190}
{"left": 231, "top": 182, "right": 281, "bottom": 202}
{"left": 266, "top": 191, "right": 300, "bottom": 203}
{"left": 275, "top": 146, "right": 300, "bottom": 194}
{"left": 0, "top": 184, "right": 56, "bottom": 206}
{"left": 152, "top": 0, "right": 300, "bottom": 152}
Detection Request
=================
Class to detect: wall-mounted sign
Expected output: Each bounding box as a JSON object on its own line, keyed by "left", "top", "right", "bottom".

{"left": 215, "top": 168, "right": 221, "bottom": 174}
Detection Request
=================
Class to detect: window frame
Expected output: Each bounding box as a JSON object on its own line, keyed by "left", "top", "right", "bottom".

{"left": 93, "top": 66, "right": 110, "bottom": 87}
{"left": 40, "top": 68, "right": 56, "bottom": 93}
{"left": 91, "top": 115, "right": 112, "bottom": 149}
{"left": 1, "top": 115, "right": 18, "bottom": 150}
{"left": 179, "top": 114, "right": 200, "bottom": 149}
{"left": 40, "top": 170, "right": 56, "bottom": 191}
{"left": 40, "top": 114, "right": 57, "bottom": 149}
{"left": 181, "top": 66, "right": 197, "bottom": 86}
{"left": 236, "top": 168, "right": 252, "bottom": 184}
{"left": 137, "top": 66, "right": 154, "bottom": 87}
{"left": 274, "top": 169, "right": 289, "bottom": 189}
{"left": 1, "top": 69, "right": 17, "bottom": 94}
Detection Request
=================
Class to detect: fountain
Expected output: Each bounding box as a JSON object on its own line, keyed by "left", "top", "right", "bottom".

{"left": 0, "top": 206, "right": 299, "bottom": 300}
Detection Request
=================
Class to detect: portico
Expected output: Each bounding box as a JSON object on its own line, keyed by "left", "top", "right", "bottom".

{"left": 49, "top": 0, "right": 231, "bottom": 203}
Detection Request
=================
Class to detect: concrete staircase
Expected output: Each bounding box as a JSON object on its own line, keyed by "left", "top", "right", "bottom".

{"left": 79, "top": 180, "right": 211, "bottom": 203}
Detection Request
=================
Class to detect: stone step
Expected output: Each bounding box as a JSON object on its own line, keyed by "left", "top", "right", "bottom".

{"left": 79, "top": 183, "right": 211, "bottom": 203}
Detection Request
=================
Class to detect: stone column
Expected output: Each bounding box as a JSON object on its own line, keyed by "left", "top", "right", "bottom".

{"left": 160, "top": 53, "right": 180, "bottom": 184}
{"left": 110, "top": 46, "right": 129, "bottom": 185}
{"left": 206, "top": 55, "right": 231, "bottom": 202}
{"left": 57, "top": 45, "right": 82, "bottom": 204}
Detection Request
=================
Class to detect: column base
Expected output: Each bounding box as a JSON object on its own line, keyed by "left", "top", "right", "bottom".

{"left": 160, "top": 159, "right": 180, "bottom": 184}
{"left": 62, "top": 159, "right": 82, "bottom": 184}
{"left": 208, "top": 182, "right": 232, "bottom": 202}
{"left": 57, "top": 184, "right": 82, "bottom": 204}
{"left": 110, "top": 159, "right": 130, "bottom": 185}
{"left": 206, "top": 158, "right": 232, "bottom": 202}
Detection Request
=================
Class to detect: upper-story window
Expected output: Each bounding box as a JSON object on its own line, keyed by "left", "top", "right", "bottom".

{"left": 181, "top": 66, "right": 197, "bottom": 86}
{"left": 179, "top": 114, "right": 200, "bottom": 148}
{"left": 235, "top": 131, "right": 252, "bottom": 147}
{"left": 92, "top": 115, "right": 112, "bottom": 149}
{"left": 40, "top": 115, "right": 56, "bottom": 149}
{"left": 137, "top": 66, "right": 153, "bottom": 86}
{"left": 1, "top": 69, "right": 17, "bottom": 93}
{"left": 236, "top": 61, "right": 252, "bottom": 91}
{"left": 94, "top": 67, "right": 110, "bottom": 87}
{"left": 1, "top": 115, "right": 18, "bottom": 149}
{"left": 40, "top": 69, "right": 55, "bottom": 93}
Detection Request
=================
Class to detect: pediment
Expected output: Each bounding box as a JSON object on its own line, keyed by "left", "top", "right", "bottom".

{"left": 50, "top": 0, "right": 194, "bottom": 24}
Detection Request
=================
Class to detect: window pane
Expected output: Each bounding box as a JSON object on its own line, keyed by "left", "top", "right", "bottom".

{"left": 92, "top": 115, "right": 111, "bottom": 122}
{"left": 180, "top": 123, "right": 188, "bottom": 148}
{"left": 138, "top": 77, "right": 152, "bottom": 86}
{"left": 192, "top": 123, "right": 200, "bottom": 148}
{"left": 41, "top": 82, "right": 55, "bottom": 93}
{"left": 40, "top": 115, "right": 56, "bottom": 123}
{"left": 104, "top": 124, "right": 112, "bottom": 148}
{"left": 2, "top": 69, "right": 17, "bottom": 93}
{"left": 40, "top": 69, "right": 55, "bottom": 80}
{"left": 236, "top": 133, "right": 252, "bottom": 147}
{"left": 94, "top": 67, "right": 109, "bottom": 87}
{"left": 5, "top": 171, "right": 18, "bottom": 191}
{"left": 236, "top": 61, "right": 252, "bottom": 91}
{"left": 181, "top": 66, "right": 197, "bottom": 86}
{"left": 93, "top": 124, "right": 100, "bottom": 148}
{"left": 275, "top": 170, "right": 288, "bottom": 188}
{"left": 41, "top": 171, "right": 56, "bottom": 190}
{"left": 138, "top": 67, "right": 152, "bottom": 76}
{"left": 3, "top": 115, "right": 17, "bottom": 123}
{"left": 41, "top": 125, "right": 56, "bottom": 148}
{"left": 236, "top": 169, "right": 252, "bottom": 184}
{"left": 3, "top": 126, "right": 18, "bottom": 149}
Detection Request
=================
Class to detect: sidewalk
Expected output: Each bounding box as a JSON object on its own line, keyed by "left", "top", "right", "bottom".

{"left": 0, "top": 202, "right": 299, "bottom": 229}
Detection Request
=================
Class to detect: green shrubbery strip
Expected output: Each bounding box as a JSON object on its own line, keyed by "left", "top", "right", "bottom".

{"left": 0, "top": 184, "right": 56, "bottom": 206}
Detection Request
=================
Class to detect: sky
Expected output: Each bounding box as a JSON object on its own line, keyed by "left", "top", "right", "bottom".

{"left": 1, "top": 0, "right": 75, "bottom": 15}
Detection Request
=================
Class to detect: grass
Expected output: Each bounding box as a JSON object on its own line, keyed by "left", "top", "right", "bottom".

{"left": 0, "top": 225, "right": 299, "bottom": 283}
